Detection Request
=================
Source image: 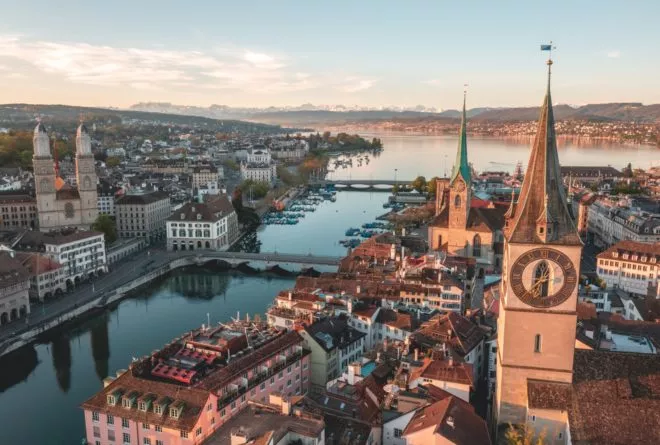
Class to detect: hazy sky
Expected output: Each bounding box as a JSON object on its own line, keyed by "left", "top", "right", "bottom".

{"left": 0, "top": 0, "right": 658, "bottom": 109}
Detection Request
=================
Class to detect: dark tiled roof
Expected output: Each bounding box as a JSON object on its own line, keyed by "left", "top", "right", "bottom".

{"left": 56, "top": 188, "right": 80, "bottom": 200}
{"left": 0, "top": 192, "right": 35, "bottom": 204}
{"left": 81, "top": 368, "right": 210, "bottom": 431}
{"left": 17, "top": 229, "right": 103, "bottom": 248}
{"left": 304, "top": 317, "right": 365, "bottom": 352}
{"left": 0, "top": 252, "right": 31, "bottom": 288}
{"left": 573, "top": 349, "right": 660, "bottom": 384}
{"left": 166, "top": 195, "right": 234, "bottom": 222}
{"left": 527, "top": 379, "right": 572, "bottom": 410}
{"left": 116, "top": 191, "right": 169, "bottom": 205}
{"left": 376, "top": 309, "right": 416, "bottom": 331}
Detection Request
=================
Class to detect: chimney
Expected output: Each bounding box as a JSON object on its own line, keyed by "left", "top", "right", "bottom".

{"left": 288, "top": 291, "right": 292, "bottom": 301}
{"left": 414, "top": 348, "right": 419, "bottom": 362}
{"left": 356, "top": 285, "right": 361, "bottom": 295}
{"left": 230, "top": 428, "right": 248, "bottom": 445}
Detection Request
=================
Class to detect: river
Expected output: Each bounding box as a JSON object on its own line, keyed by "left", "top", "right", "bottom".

{"left": 0, "top": 132, "right": 657, "bottom": 444}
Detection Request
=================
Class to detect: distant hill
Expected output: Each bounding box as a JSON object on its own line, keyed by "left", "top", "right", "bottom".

{"left": 129, "top": 102, "right": 660, "bottom": 126}
{"left": 0, "top": 104, "right": 287, "bottom": 134}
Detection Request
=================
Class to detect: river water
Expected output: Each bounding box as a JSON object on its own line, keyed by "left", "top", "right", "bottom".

{"left": 0, "top": 132, "right": 657, "bottom": 444}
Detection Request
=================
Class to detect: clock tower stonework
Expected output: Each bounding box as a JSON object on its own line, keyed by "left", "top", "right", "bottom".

{"left": 495, "top": 60, "right": 583, "bottom": 426}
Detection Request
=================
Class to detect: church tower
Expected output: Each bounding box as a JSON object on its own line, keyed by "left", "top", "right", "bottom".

{"left": 495, "top": 58, "right": 583, "bottom": 426}
{"left": 75, "top": 123, "right": 99, "bottom": 225}
{"left": 448, "top": 89, "right": 471, "bottom": 231}
{"left": 33, "top": 123, "right": 58, "bottom": 230}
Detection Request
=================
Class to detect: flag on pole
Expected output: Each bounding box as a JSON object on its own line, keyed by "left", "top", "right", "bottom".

{"left": 540, "top": 44, "right": 553, "bottom": 51}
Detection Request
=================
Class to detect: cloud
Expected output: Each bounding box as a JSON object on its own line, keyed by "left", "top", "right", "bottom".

{"left": 606, "top": 50, "right": 621, "bottom": 59}
{"left": 337, "top": 77, "right": 377, "bottom": 93}
{"left": 0, "top": 35, "right": 316, "bottom": 93}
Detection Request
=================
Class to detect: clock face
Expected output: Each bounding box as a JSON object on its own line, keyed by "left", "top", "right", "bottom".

{"left": 510, "top": 247, "right": 577, "bottom": 308}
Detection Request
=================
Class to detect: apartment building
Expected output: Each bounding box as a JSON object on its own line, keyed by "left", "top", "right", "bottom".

{"left": 15, "top": 230, "right": 107, "bottom": 290}
{"left": 0, "top": 192, "right": 37, "bottom": 229}
{"left": 240, "top": 147, "right": 277, "bottom": 184}
{"left": 192, "top": 166, "right": 223, "bottom": 190}
{"left": 97, "top": 181, "right": 120, "bottom": 216}
{"left": 116, "top": 191, "right": 170, "bottom": 243}
{"left": 587, "top": 199, "right": 660, "bottom": 247}
{"left": 0, "top": 249, "right": 30, "bottom": 326}
{"left": 15, "top": 251, "right": 65, "bottom": 301}
{"left": 166, "top": 195, "right": 238, "bottom": 251}
{"left": 82, "top": 323, "right": 311, "bottom": 445}
{"left": 596, "top": 240, "right": 660, "bottom": 296}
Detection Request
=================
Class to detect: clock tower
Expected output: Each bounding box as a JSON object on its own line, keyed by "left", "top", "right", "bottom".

{"left": 495, "top": 59, "right": 582, "bottom": 426}
{"left": 448, "top": 89, "right": 471, "bottom": 233}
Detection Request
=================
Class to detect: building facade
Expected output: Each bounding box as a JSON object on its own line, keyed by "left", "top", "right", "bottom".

{"left": 116, "top": 191, "right": 170, "bottom": 243}
{"left": 0, "top": 192, "right": 37, "bottom": 229}
{"left": 166, "top": 195, "right": 239, "bottom": 251}
{"left": 0, "top": 249, "right": 31, "bottom": 325}
{"left": 240, "top": 147, "right": 277, "bottom": 184}
{"left": 97, "top": 182, "right": 120, "bottom": 216}
{"left": 82, "top": 326, "right": 311, "bottom": 445}
{"left": 587, "top": 199, "right": 660, "bottom": 247}
{"left": 192, "top": 166, "right": 223, "bottom": 190}
{"left": 596, "top": 240, "right": 659, "bottom": 296}
{"left": 33, "top": 123, "right": 99, "bottom": 231}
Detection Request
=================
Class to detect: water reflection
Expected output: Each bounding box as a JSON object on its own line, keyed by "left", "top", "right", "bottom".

{"left": 169, "top": 270, "right": 230, "bottom": 299}
{"left": 90, "top": 315, "right": 110, "bottom": 381}
{"left": 51, "top": 335, "right": 72, "bottom": 393}
{"left": 0, "top": 346, "right": 38, "bottom": 392}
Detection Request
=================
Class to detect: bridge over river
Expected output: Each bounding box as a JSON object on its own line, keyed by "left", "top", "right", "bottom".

{"left": 312, "top": 178, "right": 414, "bottom": 190}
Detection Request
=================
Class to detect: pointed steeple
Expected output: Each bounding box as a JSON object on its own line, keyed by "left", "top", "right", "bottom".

{"left": 504, "top": 59, "right": 581, "bottom": 245}
{"left": 450, "top": 88, "right": 471, "bottom": 186}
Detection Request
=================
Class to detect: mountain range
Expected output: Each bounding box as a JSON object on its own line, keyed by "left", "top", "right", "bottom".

{"left": 129, "top": 102, "right": 660, "bottom": 126}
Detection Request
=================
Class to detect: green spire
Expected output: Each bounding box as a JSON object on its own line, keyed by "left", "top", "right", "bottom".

{"left": 450, "top": 89, "right": 471, "bottom": 185}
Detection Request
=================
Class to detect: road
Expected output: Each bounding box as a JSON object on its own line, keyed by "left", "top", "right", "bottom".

{"left": 580, "top": 242, "right": 602, "bottom": 275}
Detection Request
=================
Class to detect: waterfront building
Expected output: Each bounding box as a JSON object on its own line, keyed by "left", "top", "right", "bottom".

{"left": 266, "top": 290, "right": 326, "bottom": 330}
{"left": 166, "top": 194, "right": 238, "bottom": 251}
{"left": 115, "top": 191, "right": 170, "bottom": 243}
{"left": 428, "top": 94, "right": 506, "bottom": 274}
{"left": 97, "top": 181, "right": 120, "bottom": 216}
{"left": 560, "top": 165, "right": 622, "bottom": 183}
{"left": 240, "top": 146, "right": 277, "bottom": 184}
{"left": 33, "top": 123, "right": 99, "bottom": 231}
{"left": 81, "top": 323, "right": 311, "bottom": 445}
{"left": 192, "top": 165, "right": 223, "bottom": 190}
{"left": 270, "top": 139, "right": 309, "bottom": 161}
{"left": 15, "top": 251, "right": 65, "bottom": 301}
{"left": 0, "top": 191, "right": 37, "bottom": 229}
{"left": 596, "top": 240, "right": 660, "bottom": 296}
{"left": 587, "top": 198, "right": 660, "bottom": 247}
{"left": 299, "top": 316, "right": 366, "bottom": 387}
{"left": 106, "top": 238, "right": 148, "bottom": 265}
{"left": 0, "top": 249, "right": 31, "bottom": 325}
{"left": 15, "top": 230, "right": 107, "bottom": 290}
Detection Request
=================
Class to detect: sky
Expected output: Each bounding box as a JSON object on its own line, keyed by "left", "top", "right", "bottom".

{"left": 0, "top": 0, "right": 658, "bottom": 110}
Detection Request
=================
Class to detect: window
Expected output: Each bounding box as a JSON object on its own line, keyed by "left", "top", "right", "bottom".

{"left": 143, "top": 439, "right": 151, "bottom": 445}
{"left": 196, "top": 427, "right": 203, "bottom": 436}
{"left": 142, "top": 423, "right": 150, "bottom": 430}
{"left": 473, "top": 234, "right": 482, "bottom": 257}
{"left": 122, "top": 418, "right": 130, "bottom": 428}
{"left": 92, "top": 411, "right": 100, "bottom": 422}
{"left": 157, "top": 441, "right": 164, "bottom": 445}
{"left": 123, "top": 432, "right": 131, "bottom": 444}
{"left": 107, "top": 414, "right": 114, "bottom": 425}
{"left": 454, "top": 194, "right": 461, "bottom": 208}
{"left": 207, "top": 403, "right": 212, "bottom": 411}
{"left": 534, "top": 334, "right": 542, "bottom": 353}
{"left": 108, "top": 431, "right": 116, "bottom": 442}
{"left": 221, "top": 409, "right": 226, "bottom": 417}
{"left": 155, "top": 425, "right": 162, "bottom": 432}
{"left": 93, "top": 426, "right": 101, "bottom": 438}
{"left": 533, "top": 261, "right": 550, "bottom": 297}
{"left": 394, "top": 428, "right": 403, "bottom": 438}
{"left": 260, "top": 382, "right": 265, "bottom": 390}
{"left": 180, "top": 430, "right": 189, "bottom": 438}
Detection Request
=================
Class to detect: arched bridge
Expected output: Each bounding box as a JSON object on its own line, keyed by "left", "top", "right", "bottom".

{"left": 169, "top": 250, "right": 342, "bottom": 273}
{"left": 313, "top": 179, "right": 414, "bottom": 190}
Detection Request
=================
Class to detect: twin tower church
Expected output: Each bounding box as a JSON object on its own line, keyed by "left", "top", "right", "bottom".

{"left": 432, "top": 60, "right": 583, "bottom": 429}
{"left": 32, "top": 122, "right": 99, "bottom": 230}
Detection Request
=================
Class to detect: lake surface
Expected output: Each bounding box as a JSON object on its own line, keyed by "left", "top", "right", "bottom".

{"left": 0, "top": 270, "right": 294, "bottom": 445}
{"left": 325, "top": 131, "right": 659, "bottom": 181}
{"left": 1, "top": 131, "right": 656, "bottom": 444}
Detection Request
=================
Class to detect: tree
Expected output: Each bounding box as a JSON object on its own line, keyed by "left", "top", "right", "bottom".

{"left": 392, "top": 184, "right": 400, "bottom": 194}
{"left": 427, "top": 176, "right": 441, "bottom": 197}
{"left": 504, "top": 424, "right": 546, "bottom": 445}
{"left": 105, "top": 156, "right": 121, "bottom": 168}
{"left": 411, "top": 176, "right": 427, "bottom": 193}
{"left": 231, "top": 188, "right": 243, "bottom": 212}
{"left": 623, "top": 162, "right": 634, "bottom": 178}
{"left": 92, "top": 214, "right": 117, "bottom": 245}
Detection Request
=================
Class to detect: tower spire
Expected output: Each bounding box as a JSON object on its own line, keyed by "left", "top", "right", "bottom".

{"left": 504, "top": 49, "right": 581, "bottom": 245}
{"left": 450, "top": 84, "right": 471, "bottom": 185}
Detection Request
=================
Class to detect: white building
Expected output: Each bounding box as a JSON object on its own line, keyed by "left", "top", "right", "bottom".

{"left": 15, "top": 230, "right": 107, "bottom": 291}
{"left": 240, "top": 146, "right": 277, "bottom": 184}
{"left": 192, "top": 165, "right": 223, "bottom": 189}
{"left": 97, "top": 182, "right": 119, "bottom": 216}
{"left": 587, "top": 199, "right": 660, "bottom": 247}
{"left": 596, "top": 240, "right": 660, "bottom": 296}
{"left": 15, "top": 251, "right": 65, "bottom": 301}
{"left": 270, "top": 139, "right": 309, "bottom": 161}
{"left": 166, "top": 194, "right": 239, "bottom": 251}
